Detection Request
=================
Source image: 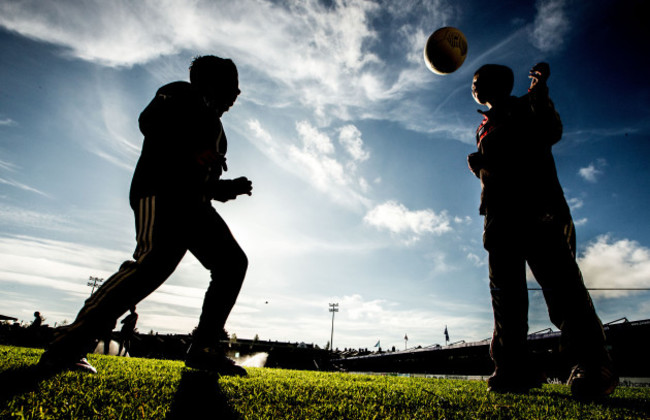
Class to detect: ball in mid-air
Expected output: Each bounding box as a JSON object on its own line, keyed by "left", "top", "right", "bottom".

{"left": 424, "top": 27, "right": 468, "bottom": 75}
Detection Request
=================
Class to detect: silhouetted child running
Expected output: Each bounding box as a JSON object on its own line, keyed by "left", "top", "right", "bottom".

{"left": 467, "top": 62, "right": 618, "bottom": 399}
{"left": 39, "top": 55, "right": 252, "bottom": 376}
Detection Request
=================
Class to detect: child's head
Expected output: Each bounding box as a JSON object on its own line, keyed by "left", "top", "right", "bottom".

{"left": 472, "top": 64, "right": 514, "bottom": 107}
{"left": 190, "top": 55, "right": 240, "bottom": 115}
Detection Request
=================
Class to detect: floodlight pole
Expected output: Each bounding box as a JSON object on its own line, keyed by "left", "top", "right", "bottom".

{"left": 87, "top": 276, "right": 104, "bottom": 295}
{"left": 329, "top": 303, "right": 339, "bottom": 352}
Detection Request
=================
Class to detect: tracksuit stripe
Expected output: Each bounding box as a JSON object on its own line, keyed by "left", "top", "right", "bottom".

{"left": 84, "top": 197, "right": 157, "bottom": 314}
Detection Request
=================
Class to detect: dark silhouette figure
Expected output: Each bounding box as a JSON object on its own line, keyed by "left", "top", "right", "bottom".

{"left": 27, "top": 311, "right": 45, "bottom": 347}
{"left": 29, "top": 311, "right": 43, "bottom": 329}
{"left": 38, "top": 55, "right": 251, "bottom": 376}
{"left": 118, "top": 307, "right": 138, "bottom": 356}
{"left": 467, "top": 63, "right": 617, "bottom": 398}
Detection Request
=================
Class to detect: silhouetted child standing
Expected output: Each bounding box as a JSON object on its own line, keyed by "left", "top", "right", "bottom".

{"left": 39, "top": 55, "right": 252, "bottom": 376}
{"left": 467, "top": 63, "right": 617, "bottom": 398}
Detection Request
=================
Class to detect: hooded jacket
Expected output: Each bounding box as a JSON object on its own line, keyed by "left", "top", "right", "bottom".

{"left": 468, "top": 85, "right": 569, "bottom": 218}
{"left": 129, "top": 81, "right": 227, "bottom": 207}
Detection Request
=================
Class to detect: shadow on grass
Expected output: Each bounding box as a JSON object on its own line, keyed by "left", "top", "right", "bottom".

{"left": 599, "top": 394, "right": 650, "bottom": 415}
{"left": 166, "top": 369, "right": 240, "bottom": 419}
{"left": 0, "top": 365, "right": 55, "bottom": 406}
{"left": 538, "top": 388, "right": 650, "bottom": 416}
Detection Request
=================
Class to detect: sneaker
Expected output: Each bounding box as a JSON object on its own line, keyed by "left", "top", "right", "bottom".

{"left": 185, "top": 345, "right": 247, "bottom": 376}
{"left": 38, "top": 351, "right": 97, "bottom": 374}
{"left": 567, "top": 364, "right": 618, "bottom": 399}
{"left": 487, "top": 369, "right": 545, "bottom": 394}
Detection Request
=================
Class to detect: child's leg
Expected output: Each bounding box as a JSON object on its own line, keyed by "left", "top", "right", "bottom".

{"left": 189, "top": 205, "right": 248, "bottom": 345}
{"left": 43, "top": 196, "right": 187, "bottom": 362}
{"left": 527, "top": 217, "right": 609, "bottom": 367}
{"left": 488, "top": 248, "right": 529, "bottom": 372}
{"left": 483, "top": 214, "right": 531, "bottom": 375}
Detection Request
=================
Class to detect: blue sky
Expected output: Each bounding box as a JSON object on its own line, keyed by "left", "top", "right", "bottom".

{"left": 0, "top": 0, "right": 648, "bottom": 351}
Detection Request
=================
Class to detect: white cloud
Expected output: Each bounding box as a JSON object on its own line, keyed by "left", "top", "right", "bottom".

{"left": 0, "top": 0, "right": 468, "bottom": 142}
{"left": 574, "top": 217, "right": 588, "bottom": 227}
{"left": 364, "top": 200, "right": 451, "bottom": 242}
{"left": 567, "top": 196, "right": 584, "bottom": 210}
{"left": 290, "top": 122, "right": 351, "bottom": 193}
{"left": 296, "top": 120, "right": 335, "bottom": 155}
{"left": 579, "top": 160, "right": 606, "bottom": 183}
{"left": 0, "top": 0, "right": 183, "bottom": 67}
{"left": 579, "top": 235, "right": 650, "bottom": 298}
{"left": 248, "top": 119, "right": 371, "bottom": 210}
{"left": 530, "top": 0, "right": 569, "bottom": 52}
{"left": 0, "top": 1, "right": 381, "bottom": 103}
{"left": 339, "top": 125, "right": 370, "bottom": 162}
{"left": 0, "top": 118, "right": 17, "bottom": 126}
{"left": 578, "top": 164, "right": 601, "bottom": 182}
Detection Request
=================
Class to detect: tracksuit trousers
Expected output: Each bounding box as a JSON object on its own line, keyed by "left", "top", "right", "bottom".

{"left": 48, "top": 195, "right": 248, "bottom": 357}
{"left": 484, "top": 212, "right": 610, "bottom": 374}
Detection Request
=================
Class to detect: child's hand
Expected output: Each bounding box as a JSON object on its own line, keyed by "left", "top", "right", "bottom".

{"left": 529, "top": 62, "right": 550, "bottom": 91}
{"left": 232, "top": 177, "right": 253, "bottom": 196}
{"left": 210, "top": 177, "right": 253, "bottom": 202}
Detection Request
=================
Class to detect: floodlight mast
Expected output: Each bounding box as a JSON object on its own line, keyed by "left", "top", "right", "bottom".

{"left": 329, "top": 303, "right": 339, "bottom": 352}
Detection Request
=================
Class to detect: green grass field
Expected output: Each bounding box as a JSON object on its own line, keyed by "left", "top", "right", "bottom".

{"left": 1, "top": 345, "right": 649, "bottom": 419}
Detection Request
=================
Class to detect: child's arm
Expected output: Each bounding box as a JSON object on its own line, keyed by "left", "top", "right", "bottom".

{"left": 526, "top": 62, "right": 562, "bottom": 145}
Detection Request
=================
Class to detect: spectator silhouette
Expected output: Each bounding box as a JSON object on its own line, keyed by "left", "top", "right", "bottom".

{"left": 118, "top": 307, "right": 138, "bottom": 356}
{"left": 29, "top": 312, "right": 43, "bottom": 329}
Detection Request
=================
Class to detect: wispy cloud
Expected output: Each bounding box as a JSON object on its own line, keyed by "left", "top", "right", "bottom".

{"left": 574, "top": 217, "right": 588, "bottom": 227}
{"left": 338, "top": 125, "right": 370, "bottom": 162}
{"left": 0, "top": 177, "right": 51, "bottom": 198}
{"left": 0, "top": 234, "right": 489, "bottom": 347}
{"left": 0, "top": 205, "right": 72, "bottom": 231}
{"left": 248, "top": 119, "right": 372, "bottom": 210}
{"left": 530, "top": 0, "right": 569, "bottom": 52}
{"left": 0, "top": 159, "right": 18, "bottom": 172}
{"left": 0, "top": 117, "right": 17, "bottom": 126}
{"left": 566, "top": 196, "right": 584, "bottom": 210}
{"left": 0, "top": 0, "right": 467, "bottom": 141}
{"left": 0, "top": 234, "right": 206, "bottom": 332}
{"left": 248, "top": 118, "right": 455, "bottom": 241}
{"left": 0, "top": 235, "right": 125, "bottom": 299}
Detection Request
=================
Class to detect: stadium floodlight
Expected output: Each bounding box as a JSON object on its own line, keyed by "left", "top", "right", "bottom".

{"left": 329, "top": 303, "right": 339, "bottom": 352}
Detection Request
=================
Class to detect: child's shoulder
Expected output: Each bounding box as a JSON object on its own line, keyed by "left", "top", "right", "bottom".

{"left": 157, "top": 81, "right": 192, "bottom": 96}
